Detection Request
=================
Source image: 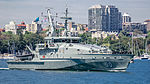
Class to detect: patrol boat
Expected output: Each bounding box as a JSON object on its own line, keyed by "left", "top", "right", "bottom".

{"left": 7, "top": 8, "right": 134, "bottom": 71}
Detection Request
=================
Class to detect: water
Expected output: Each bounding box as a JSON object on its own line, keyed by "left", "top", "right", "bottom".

{"left": 0, "top": 59, "right": 150, "bottom": 84}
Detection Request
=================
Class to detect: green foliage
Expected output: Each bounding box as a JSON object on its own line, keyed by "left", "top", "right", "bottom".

{"left": 23, "top": 33, "right": 44, "bottom": 49}
{"left": 1, "top": 30, "right": 150, "bottom": 55}
{"left": 55, "top": 28, "right": 65, "bottom": 36}
{"left": 79, "top": 31, "right": 133, "bottom": 54}
{"left": 103, "top": 36, "right": 112, "bottom": 43}
{"left": 79, "top": 32, "right": 92, "bottom": 44}
{"left": 0, "top": 32, "right": 44, "bottom": 54}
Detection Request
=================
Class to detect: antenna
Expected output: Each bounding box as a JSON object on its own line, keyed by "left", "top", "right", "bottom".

{"left": 65, "top": 0, "right": 68, "bottom": 8}
{"left": 60, "top": 1, "right": 72, "bottom": 37}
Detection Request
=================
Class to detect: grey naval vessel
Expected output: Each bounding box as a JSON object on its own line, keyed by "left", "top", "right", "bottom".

{"left": 7, "top": 8, "right": 134, "bottom": 71}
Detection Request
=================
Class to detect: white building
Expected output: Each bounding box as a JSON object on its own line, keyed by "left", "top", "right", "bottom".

{"left": 5, "top": 21, "right": 17, "bottom": 34}
{"left": 122, "top": 13, "right": 131, "bottom": 23}
{"left": 26, "top": 21, "right": 42, "bottom": 33}
{"left": 91, "top": 30, "right": 118, "bottom": 39}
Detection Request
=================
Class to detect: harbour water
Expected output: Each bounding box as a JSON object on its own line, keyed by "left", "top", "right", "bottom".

{"left": 0, "top": 59, "right": 150, "bottom": 84}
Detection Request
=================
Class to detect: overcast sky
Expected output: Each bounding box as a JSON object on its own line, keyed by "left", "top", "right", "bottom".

{"left": 0, "top": 0, "right": 150, "bottom": 28}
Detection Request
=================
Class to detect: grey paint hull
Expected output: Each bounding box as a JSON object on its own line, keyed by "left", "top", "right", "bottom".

{"left": 7, "top": 57, "right": 131, "bottom": 71}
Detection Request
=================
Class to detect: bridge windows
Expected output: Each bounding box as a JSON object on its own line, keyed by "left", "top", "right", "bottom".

{"left": 53, "top": 39, "right": 80, "bottom": 43}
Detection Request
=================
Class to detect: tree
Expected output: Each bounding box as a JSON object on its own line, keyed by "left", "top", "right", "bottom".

{"left": 0, "top": 31, "right": 44, "bottom": 53}
{"left": 79, "top": 32, "right": 92, "bottom": 44}
{"left": 23, "top": 33, "right": 44, "bottom": 50}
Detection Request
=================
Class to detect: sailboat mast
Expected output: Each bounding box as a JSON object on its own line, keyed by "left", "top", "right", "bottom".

{"left": 132, "top": 32, "right": 134, "bottom": 54}
{"left": 145, "top": 39, "right": 148, "bottom": 53}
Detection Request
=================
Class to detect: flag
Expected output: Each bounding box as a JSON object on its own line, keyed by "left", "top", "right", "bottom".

{"left": 44, "top": 17, "right": 47, "bottom": 22}
{"left": 34, "top": 17, "right": 39, "bottom": 22}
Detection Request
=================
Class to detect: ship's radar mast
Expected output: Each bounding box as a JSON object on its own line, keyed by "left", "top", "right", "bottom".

{"left": 60, "top": 7, "right": 72, "bottom": 37}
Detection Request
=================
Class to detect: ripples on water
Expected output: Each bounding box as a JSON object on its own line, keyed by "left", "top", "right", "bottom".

{"left": 0, "top": 59, "right": 150, "bottom": 84}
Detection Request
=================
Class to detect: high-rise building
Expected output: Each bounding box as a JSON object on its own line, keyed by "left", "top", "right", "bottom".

{"left": 5, "top": 21, "right": 17, "bottom": 34}
{"left": 122, "top": 13, "right": 131, "bottom": 23}
{"left": 26, "top": 21, "right": 42, "bottom": 33}
{"left": 88, "top": 5, "right": 122, "bottom": 32}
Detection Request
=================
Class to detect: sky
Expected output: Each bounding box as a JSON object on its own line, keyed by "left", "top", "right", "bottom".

{"left": 0, "top": 0, "right": 150, "bottom": 28}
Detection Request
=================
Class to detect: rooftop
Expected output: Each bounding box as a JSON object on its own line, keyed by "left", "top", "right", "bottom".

{"left": 0, "top": 28, "right": 5, "bottom": 32}
{"left": 89, "top": 4, "right": 104, "bottom": 9}
{"left": 89, "top": 4, "right": 116, "bottom": 9}
{"left": 123, "top": 13, "right": 130, "bottom": 16}
{"left": 144, "top": 19, "right": 150, "bottom": 22}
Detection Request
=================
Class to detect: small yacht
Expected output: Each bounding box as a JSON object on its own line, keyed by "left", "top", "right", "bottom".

{"left": 140, "top": 53, "right": 150, "bottom": 60}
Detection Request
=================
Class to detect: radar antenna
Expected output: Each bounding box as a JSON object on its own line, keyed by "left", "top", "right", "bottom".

{"left": 60, "top": 3, "right": 72, "bottom": 37}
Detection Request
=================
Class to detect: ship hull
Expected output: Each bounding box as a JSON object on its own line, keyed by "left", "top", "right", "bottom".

{"left": 7, "top": 54, "right": 133, "bottom": 71}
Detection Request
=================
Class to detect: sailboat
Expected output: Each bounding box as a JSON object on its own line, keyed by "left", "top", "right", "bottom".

{"left": 140, "top": 40, "right": 150, "bottom": 60}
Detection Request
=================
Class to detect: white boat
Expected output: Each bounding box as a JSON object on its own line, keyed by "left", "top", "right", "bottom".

{"left": 140, "top": 53, "right": 150, "bottom": 60}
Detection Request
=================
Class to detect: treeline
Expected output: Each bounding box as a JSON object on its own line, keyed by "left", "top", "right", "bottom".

{"left": 0, "top": 31, "right": 44, "bottom": 54}
{"left": 1, "top": 30, "right": 150, "bottom": 55}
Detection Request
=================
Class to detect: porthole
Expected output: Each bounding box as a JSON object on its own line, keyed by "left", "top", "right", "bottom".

{"left": 69, "top": 44, "right": 73, "bottom": 47}
{"left": 77, "top": 49, "right": 80, "bottom": 51}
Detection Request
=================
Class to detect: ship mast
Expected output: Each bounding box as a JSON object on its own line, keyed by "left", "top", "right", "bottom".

{"left": 47, "top": 9, "right": 55, "bottom": 37}
{"left": 61, "top": 7, "right": 72, "bottom": 37}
